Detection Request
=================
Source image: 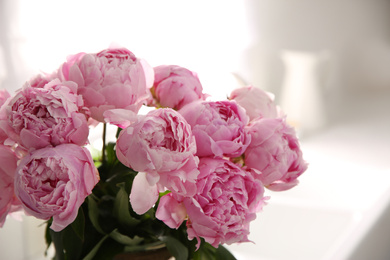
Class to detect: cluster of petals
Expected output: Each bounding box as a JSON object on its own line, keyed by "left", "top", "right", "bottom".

{"left": 0, "top": 46, "right": 154, "bottom": 232}
{"left": 152, "top": 85, "right": 308, "bottom": 248}
{"left": 0, "top": 45, "right": 308, "bottom": 248}
{"left": 157, "top": 157, "right": 267, "bottom": 248}
{"left": 58, "top": 47, "right": 154, "bottom": 122}
{"left": 228, "top": 85, "right": 308, "bottom": 190}
{"left": 244, "top": 117, "right": 308, "bottom": 191}
{"left": 179, "top": 100, "right": 251, "bottom": 158}
{"left": 0, "top": 46, "right": 157, "bottom": 232}
{"left": 116, "top": 108, "right": 199, "bottom": 214}
{"left": 0, "top": 79, "right": 97, "bottom": 230}
{"left": 14, "top": 144, "right": 99, "bottom": 231}
{"left": 2, "top": 79, "right": 89, "bottom": 151}
{"left": 150, "top": 65, "right": 206, "bottom": 110}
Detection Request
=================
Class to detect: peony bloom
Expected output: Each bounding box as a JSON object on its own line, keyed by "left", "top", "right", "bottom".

{"left": 183, "top": 157, "right": 266, "bottom": 248}
{"left": 5, "top": 79, "right": 89, "bottom": 150}
{"left": 14, "top": 144, "right": 99, "bottom": 231}
{"left": 229, "top": 85, "right": 278, "bottom": 121}
{"left": 150, "top": 65, "right": 206, "bottom": 110}
{"left": 60, "top": 47, "right": 154, "bottom": 122}
{"left": 0, "top": 145, "right": 22, "bottom": 227}
{"left": 244, "top": 117, "right": 308, "bottom": 191}
{"left": 116, "top": 108, "right": 199, "bottom": 214}
{"left": 0, "top": 89, "right": 11, "bottom": 144}
{"left": 179, "top": 100, "right": 250, "bottom": 158}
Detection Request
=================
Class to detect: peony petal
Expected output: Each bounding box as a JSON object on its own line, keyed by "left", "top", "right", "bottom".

{"left": 156, "top": 194, "right": 186, "bottom": 229}
{"left": 129, "top": 172, "right": 159, "bottom": 215}
{"left": 140, "top": 58, "right": 154, "bottom": 89}
{"left": 20, "top": 128, "right": 51, "bottom": 150}
{"left": 103, "top": 109, "right": 138, "bottom": 129}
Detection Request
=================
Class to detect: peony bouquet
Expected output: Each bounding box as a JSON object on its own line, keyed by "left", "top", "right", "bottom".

{"left": 0, "top": 47, "right": 307, "bottom": 260}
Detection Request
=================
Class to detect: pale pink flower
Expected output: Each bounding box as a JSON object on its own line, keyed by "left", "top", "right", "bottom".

{"left": 14, "top": 144, "right": 99, "bottom": 231}
{"left": 5, "top": 79, "right": 89, "bottom": 150}
{"left": 0, "top": 145, "right": 22, "bottom": 227}
{"left": 183, "top": 157, "right": 266, "bottom": 248}
{"left": 116, "top": 108, "right": 199, "bottom": 214}
{"left": 61, "top": 47, "right": 153, "bottom": 122}
{"left": 179, "top": 100, "right": 250, "bottom": 158}
{"left": 244, "top": 118, "right": 308, "bottom": 191}
{"left": 0, "top": 89, "right": 11, "bottom": 144}
{"left": 150, "top": 65, "right": 206, "bottom": 110}
{"left": 229, "top": 85, "right": 278, "bottom": 121}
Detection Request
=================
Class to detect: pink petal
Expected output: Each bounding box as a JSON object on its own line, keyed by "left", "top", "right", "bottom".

{"left": 103, "top": 109, "right": 138, "bottom": 129}
{"left": 129, "top": 172, "right": 159, "bottom": 215}
{"left": 156, "top": 194, "right": 186, "bottom": 229}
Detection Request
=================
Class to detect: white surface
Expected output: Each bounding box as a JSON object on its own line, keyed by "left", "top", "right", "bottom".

{"left": 0, "top": 216, "right": 48, "bottom": 260}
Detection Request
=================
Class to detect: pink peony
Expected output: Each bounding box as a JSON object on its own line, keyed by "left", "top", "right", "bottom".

{"left": 0, "top": 145, "right": 22, "bottom": 227}
{"left": 244, "top": 118, "right": 308, "bottom": 191}
{"left": 5, "top": 79, "right": 89, "bottom": 150}
{"left": 14, "top": 144, "right": 99, "bottom": 231}
{"left": 0, "top": 89, "right": 11, "bottom": 144}
{"left": 179, "top": 100, "right": 250, "bottom": 158}
{"left": 229, "top": 85, "right": 278, "bottom": 121}
{"left": 116, "top": 108, "right": 199, "bottom": 214}
{"left": 61, "top": 47, "right": 154, "bottom": 122}
{"left": 150, "top": 65, "right": 206, "bottom": 110}
{"left": 182, "top": 157, "right": 266, "bottom": 248}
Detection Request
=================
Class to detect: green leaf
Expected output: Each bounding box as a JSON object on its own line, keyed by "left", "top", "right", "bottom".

{"left": 87, "top": 196, "right": 105, "bottom": 234}
{"left": 82, "top": 234, "right": 110, "bottom": 260}
{"left": 49, "top": 229, "right": 65, "bottom": 260}
{"left": 113, "top": 183, "right": 140, "bottom": 228}
{"left": 193, "top": 242, "right": 216, "bottom": 260}
{"left": 116, "top": 127, "right": 122, "bottom": 139}
{"left": 89, "top": 237, "right": 124, "bottom": 260}
{"left": 71, "top": 207, "right": 85, "bottom": 241}
{"left": 62, "top": 224, "right": 83, "bottom": 260}
{"left": 109, "top": 229, "right": 144, "bottom": 246}
{"left": 44, "top": 221, "right": 52, "bottom": 256}
{"left": 161, "top": 236, "right": 188, "bottom": 260}
{"left": 105, "top": 142, "right": 117, "bottom": 165}
{"left": 216, "top": 245, "right": 237, "bottom": 260}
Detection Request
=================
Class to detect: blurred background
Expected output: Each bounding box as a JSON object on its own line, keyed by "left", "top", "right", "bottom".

{"left": 0, "top": 0, "right": 389, "bottom": 259}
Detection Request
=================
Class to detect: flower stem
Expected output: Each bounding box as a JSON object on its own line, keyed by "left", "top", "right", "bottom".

{"left": 102, "top": 123, "right": 107, "bottom": 165}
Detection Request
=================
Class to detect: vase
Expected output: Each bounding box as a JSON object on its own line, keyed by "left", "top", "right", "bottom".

{"left": 279, "top": 50, "right": 329, "bottom": 137}
{"left": 113, "top": 246, "right": 172, "bottom": 260}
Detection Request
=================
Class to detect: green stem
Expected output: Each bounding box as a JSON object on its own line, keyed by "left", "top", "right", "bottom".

{"left": 102, "top": 123, "right": 107, "bottom": 165}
